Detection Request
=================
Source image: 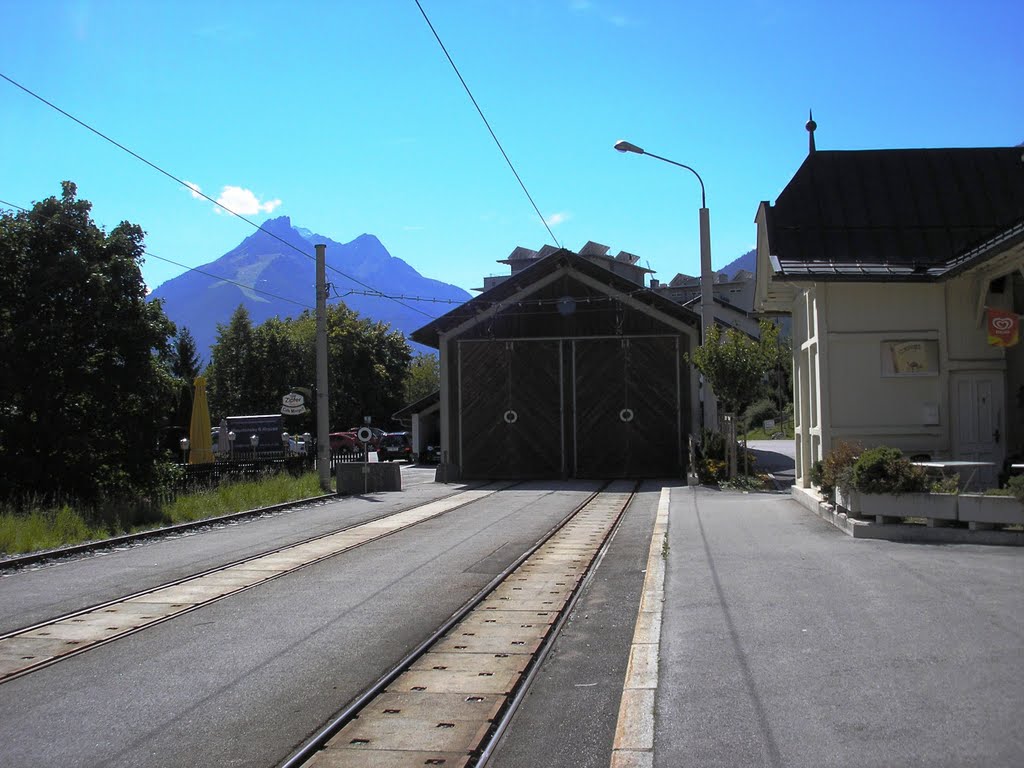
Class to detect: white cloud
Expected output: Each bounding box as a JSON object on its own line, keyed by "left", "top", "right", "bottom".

{"left": 212, "top": 186, "right": 282, "bottom": 216}
{"left": 545, "top": 211, "right": 570, "bottom": 227}
{"left": 184, "top": 180, "right": 204, "bottom": 199}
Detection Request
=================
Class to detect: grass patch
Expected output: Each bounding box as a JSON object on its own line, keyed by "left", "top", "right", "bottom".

{"left": 0, "top": 505, "right": 111, "bottom": 555}
{"left": 0, "top": 472, "right": 328, "bottom": 556}
{"left": 161, "top": 472, "right": 326, "bottom": 524}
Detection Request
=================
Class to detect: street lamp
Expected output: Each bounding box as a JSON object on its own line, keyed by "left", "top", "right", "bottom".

{"left": 614, "top": 139, "right": 717, "bottom": 430}
{"left": 250, "top": 434, "right": 259, "bottom": 460}
{"left": 227, "top": 430, "right": 236, "bottom": 460}
{"left": 179, "top": 437, "right": 190, "bottom": 465}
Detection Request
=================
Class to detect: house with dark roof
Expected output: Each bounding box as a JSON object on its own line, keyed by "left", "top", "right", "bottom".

{"left": 412, "top": 248, "right": 702, "bottom": 480}
{"left": 754, "top": 142, "right": 1024, "bottom": 489}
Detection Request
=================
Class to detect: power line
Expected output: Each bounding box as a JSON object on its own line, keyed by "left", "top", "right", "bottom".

{"left": 0, "top": 197, "right": 314, "bottom": 310}
{"left": 413, "top": 0, "right": 562, "bottom": 248}
{"left": 0, "top": 71, "right": 436, "bottom": 319}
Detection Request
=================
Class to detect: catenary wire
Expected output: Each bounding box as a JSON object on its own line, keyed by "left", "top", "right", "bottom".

{"left": 413, "top": 0, "right": 562, "bottom": 248}
{"left": 0, "top": 71, "right": 436, "bottom": 319}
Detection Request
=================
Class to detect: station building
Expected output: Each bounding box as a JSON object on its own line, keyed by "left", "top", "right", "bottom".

{"left": 410, "top": 246, "right": 703, "bottom": 481}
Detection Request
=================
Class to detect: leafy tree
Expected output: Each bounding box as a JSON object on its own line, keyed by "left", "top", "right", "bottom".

{"left": 689, "top": 320, "right": 782, "bottom": 417}
{"left": 164, "top": 327, "right": 202, "bottom": 448}
{"left": 207, "top": 305, "right": 259, "bottom": 418}
{"left": 205, "top": 302, "right": 412, "bottom": 432}
{"left": 0, "top": 182, "right": 176, "bottom": 502}
{"left": 170, "top": 327, "right": 202, "bottom": 383}
{"left": 404, "top": 352, "right": 440, "bottom": 405}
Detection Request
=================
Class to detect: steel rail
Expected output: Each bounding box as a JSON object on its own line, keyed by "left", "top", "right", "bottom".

{"left": 474, "top": 481, "right": 640, "bottom": 767}
{"left": 277, "top": 481, "right": 639, "bottom": 768}
{"left": 276, "top": 482, "right": 613, "bottom": 768}
{"left": 0, "top": 483, "right": 510, "bottom": 684}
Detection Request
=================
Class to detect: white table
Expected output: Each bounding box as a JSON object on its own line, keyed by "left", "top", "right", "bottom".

{"left": 911, "top": 461, "right": 995, "bottom": 492}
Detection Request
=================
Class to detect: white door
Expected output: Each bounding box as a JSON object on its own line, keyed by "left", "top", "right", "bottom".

{"left": 951, "top": 372, "right": 1005, "bottom": 487}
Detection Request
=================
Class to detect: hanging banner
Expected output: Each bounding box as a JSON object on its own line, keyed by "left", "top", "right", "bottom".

{"left": 987, "top": 308, "right": 1019, "bottom": 348}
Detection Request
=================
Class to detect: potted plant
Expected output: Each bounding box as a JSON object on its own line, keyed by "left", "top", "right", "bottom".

{"left": 958, "top": 475, "right": 1024, "bottom": 527}
{"left": 851, "top": 446, "right": 957, "bottom": 521}
{"left": 820, "top": 441, "right": 862, "bottom": 514}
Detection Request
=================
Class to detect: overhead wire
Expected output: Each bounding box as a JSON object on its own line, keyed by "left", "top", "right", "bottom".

{"left": 0, "top": 71, "right": 436, "bottom": 319}
{"left": 0, "top": 198, "right": 314, "bottom": 310}
{"left": 412, "top": 0, "right": 562, "bottom": 248}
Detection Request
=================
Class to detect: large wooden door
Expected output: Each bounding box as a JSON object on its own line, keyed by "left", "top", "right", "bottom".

{"left": 573, "top": 337, "right": 682, "bottom": 478}
{"left": 458, "top": 340, "right": 563, "bottom": 478}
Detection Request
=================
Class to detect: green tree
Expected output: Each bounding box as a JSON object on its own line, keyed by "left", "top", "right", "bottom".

{"left": 690, "top": 320, "right": 782, "bottom": 418}
{"left": 205, "top": 302, "right": 411, "bottom": 432}
{"left": 164, "top": 327, "right": 202, "bottom": 448}
{"left": 207, "top": 305, "right": 259, "bottom": 418}
{"left": 404, "top": 352, "right": 440, "bottom": 404}
{"left": 0, "top": 182, "right": 176, "bottom": 502}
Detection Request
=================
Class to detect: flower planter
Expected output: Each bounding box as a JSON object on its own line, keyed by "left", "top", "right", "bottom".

{"left": 957, "top": 495, "right": 1024, "bottom": 526}
{"left": 834, "top": 486, "right": 862, "bottom": 516}
{"left": 864, "top": 492, "right": 958, "bottom": 521}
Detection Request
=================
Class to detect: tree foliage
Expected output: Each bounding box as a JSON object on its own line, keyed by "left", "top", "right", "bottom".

{"left": 206, "top": 302, "right": 412, "bottom": 431}
{"left": 689, "top": 320, "right": 783, "bottom": 417}
{"left": 404, "top": 352, "right": 440, "bottom": 405}
{"left": 0, "top": 182, "right": 176, "bottom": 502}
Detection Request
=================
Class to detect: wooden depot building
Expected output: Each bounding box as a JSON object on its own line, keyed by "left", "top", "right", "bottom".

{"left": 410, "top": 245, "right": 703, "bottom": 481}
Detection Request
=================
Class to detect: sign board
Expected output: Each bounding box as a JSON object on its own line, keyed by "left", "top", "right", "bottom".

{"left": 225, "top": 414, "right": 283, "bottom": 454}
{"left": 763, "top": 419, "right": 776, "bottom": 430}
{"left": 282, "top": 392, "right": 305, "bottom": 408}
{"left": 281, "top": 404, "right": 305, "bottom": 416}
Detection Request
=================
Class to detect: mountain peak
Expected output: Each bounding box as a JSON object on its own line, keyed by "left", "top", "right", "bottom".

{"left": 261, "top": 215, "right": 293, "bottom": 233}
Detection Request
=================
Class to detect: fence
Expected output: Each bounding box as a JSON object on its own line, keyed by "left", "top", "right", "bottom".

{"left": 174, "top": 448, "right": 371, "bottom": 496}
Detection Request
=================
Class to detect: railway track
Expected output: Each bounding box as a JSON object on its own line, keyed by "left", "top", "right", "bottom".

{"left": 0, "top": 485, "right": 511, "bottom": 683}
{"left": 280, "top": 480, "right": 639, "bottom": 768}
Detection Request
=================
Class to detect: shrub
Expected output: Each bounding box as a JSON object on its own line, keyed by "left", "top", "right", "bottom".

{"left": 820, "top": 440, "right": 862, "bottom": 499}
{"left": 851, "top": 446, "right": 927, "bottom": 495}
{"left": 1006, "top": 475, "right": 1024, "bottom": 503}
{"left": 809, "top": 460, "right": 824, "bottom": 488}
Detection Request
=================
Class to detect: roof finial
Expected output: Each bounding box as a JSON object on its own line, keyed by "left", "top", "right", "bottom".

{"left": 806, "top": 109, "right": 817, "bottom": 154}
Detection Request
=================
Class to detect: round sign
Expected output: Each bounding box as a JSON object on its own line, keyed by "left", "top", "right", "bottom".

{"left": 619, "top": 408, "right": 634, "bottom": 423}
{"left": 282, "top": 392, "right": 304, "bottom": 408}
{"left": 357, "top": 426, "right": 374, "bottom": 443}
{"left": 503, "top": 410, "right": 518, "bottom": 424}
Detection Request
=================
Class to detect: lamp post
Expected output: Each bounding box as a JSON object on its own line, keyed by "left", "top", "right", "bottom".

{"left": 179, "top": 437, "right": 190, "bottom": 465}
{"left": 227, "top": 430, "right": 236, "bottom": 460}
{"left": 614, "top": 139, "right": 717, "bottom": 430}
{"left": 250, "top": 434, "right": 259, "bottom": 460}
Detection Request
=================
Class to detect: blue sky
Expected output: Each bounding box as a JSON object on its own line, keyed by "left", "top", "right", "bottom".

{"left": 2, "top": 1, "right": 1022, "bottom": 296}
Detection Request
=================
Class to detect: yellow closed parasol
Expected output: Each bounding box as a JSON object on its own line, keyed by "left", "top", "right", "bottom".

{"left": 188, "top": 375, "right": 215, "bottom": 464}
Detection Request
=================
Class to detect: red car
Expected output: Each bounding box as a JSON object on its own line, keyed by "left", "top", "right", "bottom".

{"left": 329, "top": 431, "right": 360, "bottom": 453}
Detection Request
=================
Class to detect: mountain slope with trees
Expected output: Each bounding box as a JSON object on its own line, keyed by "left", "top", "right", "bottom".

{"left": 148, "top": 217, "right": 470, "bottom": 361}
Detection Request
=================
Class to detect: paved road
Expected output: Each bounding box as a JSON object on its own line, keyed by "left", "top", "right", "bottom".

{"left": 656, "top": 487, "right": 1024, "bottom": 767}
{"left": 0, "top": 476, "right": 603, "bottom": 767}
{"left": 2, "top": 472, "right": 1021, "bottom": 768}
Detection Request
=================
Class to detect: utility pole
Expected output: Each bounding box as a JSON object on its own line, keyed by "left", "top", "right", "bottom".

{"left": 315, "top": 243, "right": 331, "bottom": 492}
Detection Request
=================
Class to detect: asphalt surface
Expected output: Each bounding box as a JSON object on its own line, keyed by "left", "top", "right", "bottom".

{"left": 0, "top": 472, "right": 603, "bottom": 767}
{"left": 658, "top": 487, "right": 1024, "bottom": 768}
{"left": 2, "top": 458, "right": 1022, "bottom": 768}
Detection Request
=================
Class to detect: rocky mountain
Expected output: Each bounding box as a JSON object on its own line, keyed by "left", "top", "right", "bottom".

{"left": 148, "top": 216, "right": 470, "bottom": 361}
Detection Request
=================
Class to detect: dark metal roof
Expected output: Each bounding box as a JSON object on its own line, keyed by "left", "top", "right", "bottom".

{"left": 392, "top": 389, "right": 440, "bottom": 420}
{"left": 410, "top": 249, "right": 700, "bottom": 348}
{"left": 765, "top": 147, "right": 1024, "bottom": 280}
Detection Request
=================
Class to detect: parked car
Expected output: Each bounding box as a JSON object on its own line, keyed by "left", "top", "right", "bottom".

{"left": 329, "top": 431, "right": 360, "bottom": 453}
{"left": 347, "top": 426, "right": 384, "bottom": 451}
{"left": 421, "top": 442, "right": 441, "bottom": 464}
{"left": 378, "top": 432, "right": 412, "bottom": 462}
